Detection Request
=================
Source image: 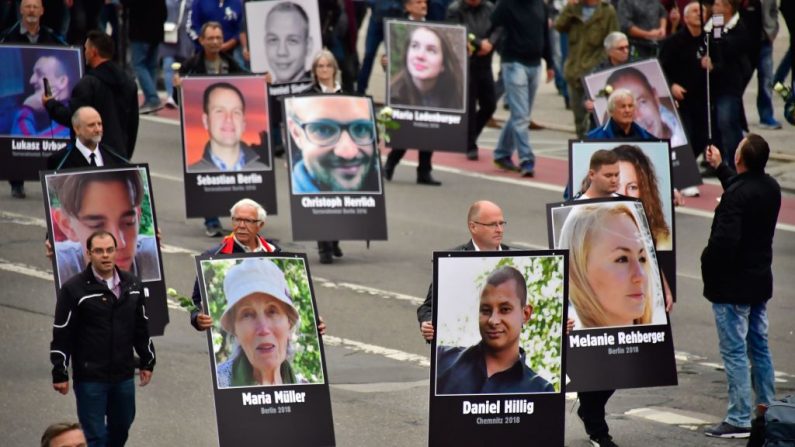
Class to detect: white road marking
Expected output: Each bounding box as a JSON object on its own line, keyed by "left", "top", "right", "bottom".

{"left": 331, "top": 380, "right": 429, "bottom": 393}
{"left": 315, "top": 277, "right": 424, "bottom": 305}
{"left": 625, "top": 407, "right": 713, "bottom": 426}
{"left": 0, "top": 258, "right": 52, "bottom": 280}
{"left": 323, "top": 335, "right": 430, "bottom": 368}
{"left": 150, "top": 172, "right": 184, "bottom": 183}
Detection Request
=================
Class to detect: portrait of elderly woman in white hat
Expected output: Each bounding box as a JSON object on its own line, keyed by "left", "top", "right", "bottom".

{"left": 216, "top": 258, "right": 307, "bottom": 388}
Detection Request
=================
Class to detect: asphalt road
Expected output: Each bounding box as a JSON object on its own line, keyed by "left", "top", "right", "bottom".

{"left": 0, "top": 117, "right": 793, "bottom": 446}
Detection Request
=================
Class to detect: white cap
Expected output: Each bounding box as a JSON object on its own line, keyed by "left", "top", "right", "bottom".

{"left": 220, "top": 258, "right": 299, "bottom": 333}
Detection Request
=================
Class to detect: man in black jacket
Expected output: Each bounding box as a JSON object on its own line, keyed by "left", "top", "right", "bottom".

{"left": 447, "top": 0, "right": 499, "bottom": 161}
{"left": 701, "top": 134, "right": 781, "bottom": 439}
{"left": 417, "top": 200, "right": 509, "bottom": 340}
{"left": 44, "top": 31, "right": 140, "bottom": 159}
{"left": 51, "top": 230, "right": 155, "bottom": 446}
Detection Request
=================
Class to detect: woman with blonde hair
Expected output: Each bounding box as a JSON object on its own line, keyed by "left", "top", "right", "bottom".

{"left": 558, "top": 203, "right": 653, "bottom": 328}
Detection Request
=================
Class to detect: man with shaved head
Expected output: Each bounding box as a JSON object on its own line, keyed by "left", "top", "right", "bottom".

{"left": 417, "top": 200, "right": 510, "bottom": 341}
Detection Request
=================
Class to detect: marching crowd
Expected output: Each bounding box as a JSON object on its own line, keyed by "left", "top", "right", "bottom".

{"left": 0, "top": 0, "right": 785, "bottom": 446}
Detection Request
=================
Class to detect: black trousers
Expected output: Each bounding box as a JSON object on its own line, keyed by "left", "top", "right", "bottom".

{"left": 467, "top": 63, "right": 497, "bottom": 153}
{"left": 385, "top": 148, "right": 432, "bottom": 174}
{"left": 577, "top": 389, "right": 615, "bottom": 439}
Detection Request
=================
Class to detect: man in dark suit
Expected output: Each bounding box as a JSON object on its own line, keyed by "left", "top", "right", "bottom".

{"left": 416, "top": 200, "right": 510, "bottom": 341}
{"left": 46, "top": 106, "right": 129, "bottom": 170}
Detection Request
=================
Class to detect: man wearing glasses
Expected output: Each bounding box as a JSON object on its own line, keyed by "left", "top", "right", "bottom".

{"left": 188, "top": 82, "right": 269, "bottom": 173}
{"left": 50, "top": 230, "right": 155, "bottom": 446}
{"left": 417, "top": 200, "right": 509, "bottom": 341}
{"left": 285, "top": 95, "right": 381, "bottom": 194}
{"left": 189, "top": 198, "right": 281, "bottom": 331}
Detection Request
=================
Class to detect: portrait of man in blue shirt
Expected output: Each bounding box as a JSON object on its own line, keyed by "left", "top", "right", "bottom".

{"left": 436, "top": 266, "right": 554, "bottom": 395}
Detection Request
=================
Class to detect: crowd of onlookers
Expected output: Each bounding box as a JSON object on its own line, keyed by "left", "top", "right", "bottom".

{"left": 1, "top": 0, "right": 791, "bottom": 194}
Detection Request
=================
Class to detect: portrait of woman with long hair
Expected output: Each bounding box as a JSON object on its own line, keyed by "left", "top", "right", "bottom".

{"left": 389, "top": 24, "right": 465, "bottom": 111}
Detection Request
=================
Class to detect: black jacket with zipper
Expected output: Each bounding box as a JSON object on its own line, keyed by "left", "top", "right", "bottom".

{"left": 51, "top": 266, "right": 155, "bottom": 383}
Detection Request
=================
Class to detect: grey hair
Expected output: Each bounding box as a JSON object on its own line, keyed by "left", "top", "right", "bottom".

{"left": 683, "top": 1, "right": 701, "bottom": 17}
{"left": 230, "top": 198, "right": 267, "bottom": 222}
{"left": 311, "top": 49, "right": 339, "bottom": 83}
{"left": 71, "top": 106, "right": 97, "bottom": 127}
{"left": 603, "top": 31, "right": 628, "bottom": 51}
{"left": 607, "top": 88, "right": 634, "bottom": 113}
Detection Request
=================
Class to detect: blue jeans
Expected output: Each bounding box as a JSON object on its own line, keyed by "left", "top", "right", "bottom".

{"left": 162, "top": 56, "right": 175, "bottom": 100}
{"left": 712, "top": 302, "right": 776, "bottom": 428}
{"left": 715, "top": 95, "right": 744, "bottom": 169}
{"left": 494, "top": 62, "right": 539, "bottom": 168}
{"left": 756, "top": 40, "right": 776, "bottom": 123}
{"left": 774, "top": 46, "right": 791, "bottom": 85}
{"left": 130, "top": 41, "right": 160, "bottom": 106}
{"left": 75, "top": 379, "right": 136, "bottom": 447}
{"left": 356, "top": 11, "right": 385, "bottom": 94}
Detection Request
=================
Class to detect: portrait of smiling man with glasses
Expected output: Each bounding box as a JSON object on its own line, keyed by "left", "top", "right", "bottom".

{"left": 286, "top": 95, "right": 381, "bottom": 194}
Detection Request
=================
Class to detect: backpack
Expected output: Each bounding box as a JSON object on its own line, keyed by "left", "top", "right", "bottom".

{"left": 762, "top": 395, "right": 795, "bottom": 447}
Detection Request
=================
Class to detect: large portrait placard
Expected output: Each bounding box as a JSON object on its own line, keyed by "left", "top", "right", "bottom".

{"left": 583, "top": 59, "right": 701, "bottom": 189}
{"left": 41, "top": 165, "right": 169, "bottom": 336}
{"left": 245, "top": 0, "right": 322, "bottom": 83}
{"left": 196, "top": 253, "right": 334, "bottom": 446}
{"left": 284, "top": 93, "right": 387, "bottom": 241}
{"left": 429, "top": 251, "right": 567, "bottom": 446}
{"left": 546, "top": 198, "right": 677, "bottom": 392}
{"left": 569, "top": 139, "right": 677, "bottom": 301}
{"left": 179, "top": 75, "right": 277, "bottom": 217}
{"left": 385, "top": 20, "right": 468, "bottom": 152}
{"left": 0, "top": 45, "right": 83, "bottom": 181}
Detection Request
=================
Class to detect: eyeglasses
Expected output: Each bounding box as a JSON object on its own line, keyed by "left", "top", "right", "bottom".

{"left": 472, "top": 220, "right": 507, "bottom": 229}
{"left": 90, "top": 247, "right": 116, "bottom": 255}
{"left": 289, "top": 116, "right": 375, "bottom": 147}
{"left": 232, "top": 217, "right": 261, "bottom": 226}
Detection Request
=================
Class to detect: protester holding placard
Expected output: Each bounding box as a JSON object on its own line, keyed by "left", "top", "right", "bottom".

{"left": 384, "top": 0, "right": 443, "bottom": 186}
{"left": 190, "top": 198, "right": 281, "bottom": 331}
{"left": 310, "top": 49, "right": 345, "bottom": 264}
{"left": 417, "top": 200, "right": 509, "bottom": 341}
{"left": 175, "top": 21, "right": 247, "bottom": 237}
{"left": 0, "top": 0, "right": 68, "bottom": 199}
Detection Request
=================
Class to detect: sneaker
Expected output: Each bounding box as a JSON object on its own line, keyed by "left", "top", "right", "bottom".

{"left": 520, "top": 161, "right": 535, "bottom": 177}
{"left": 590, "top": 435, "right": 619, "bottom": 447}
{"left": 139, "top": 102, "right": 164, "bottom": 114}
{"left": 704, "top": 421, "right": 751, "bottom": 438}
{"left": 204, "top": 223, "right": 223, "bottom": 237}
{"left": 680, "top": 186, "right": 700, "bottom": 197}
{"left": 493, "top": 157, "right": 520, "bottom": 172}
{"left": 759, "top": 119, "right": 782, "bottom": 130}
{"left": 164, "top": 97, "right": 178, "bottom": 109}
{"left": 466, "top": 150, "right": 479, "bottom": 161}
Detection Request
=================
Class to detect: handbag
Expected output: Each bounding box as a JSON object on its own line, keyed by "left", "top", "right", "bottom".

{"left": 163, "top": 0, "right": 187, "bottom": 44}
